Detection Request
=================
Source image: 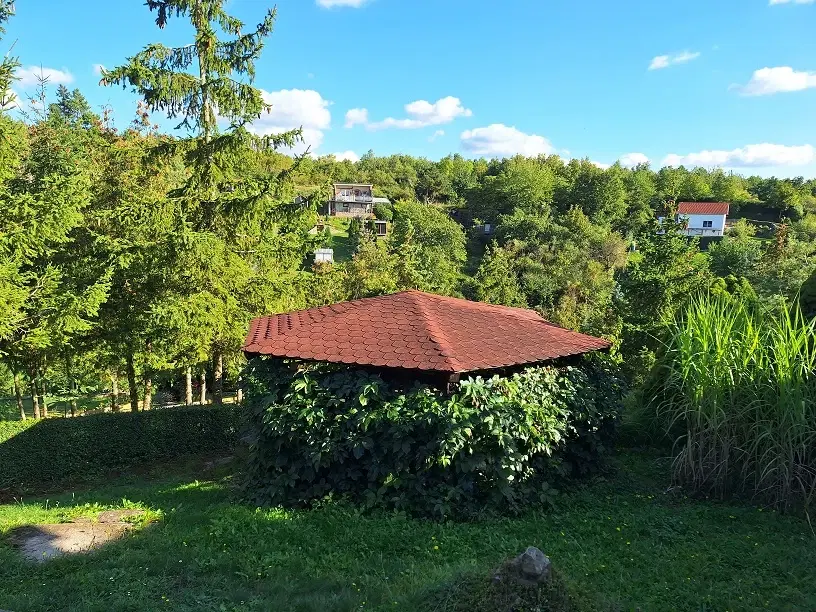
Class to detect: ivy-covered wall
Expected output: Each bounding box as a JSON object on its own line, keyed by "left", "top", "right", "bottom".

{"left": 243, "top": 358, "right": 624, "bottom": 518}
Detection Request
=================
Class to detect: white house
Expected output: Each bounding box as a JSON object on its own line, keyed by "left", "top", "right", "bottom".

{"left": 661, "top": 202, "right": 729, "bottom": 237}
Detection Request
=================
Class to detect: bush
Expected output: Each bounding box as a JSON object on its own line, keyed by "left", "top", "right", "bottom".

{"left": 243, "top": 358, "right": 623, "bottom": 518}
{"left": 373, "top": 202, "right": 393, "bottom": 221}
{"left": 649, "top": 293, "right": 816, "bottom": 510}
{"left": 0, "top": 406, "right": 239, "bottom": 489}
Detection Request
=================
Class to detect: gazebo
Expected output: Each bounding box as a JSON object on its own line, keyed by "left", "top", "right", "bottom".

{"left": 243, "top": 290, "right": 610, "bottom": 386}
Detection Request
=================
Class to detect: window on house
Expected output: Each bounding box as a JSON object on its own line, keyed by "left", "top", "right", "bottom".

{"left": 703, "top": 221, "right": 713, "bottom": 228}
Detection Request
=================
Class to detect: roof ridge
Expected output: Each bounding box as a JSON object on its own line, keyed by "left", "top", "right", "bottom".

{"left": 409, "top": 292, "right": 463, "bottom": 372}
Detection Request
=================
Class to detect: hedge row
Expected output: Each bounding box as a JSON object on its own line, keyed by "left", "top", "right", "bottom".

{"left": 243, "top": 358, "right": 624, "bottom": 518}
{"left": 0, "top": 406, "right": 239, "bottom": 490}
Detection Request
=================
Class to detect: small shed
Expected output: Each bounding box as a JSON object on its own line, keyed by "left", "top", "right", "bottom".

{"left": 314, "top": 248, "right": 334, "bottom": 264}
{"left": 244, "top": 291, "right": 610, "bottom": 385}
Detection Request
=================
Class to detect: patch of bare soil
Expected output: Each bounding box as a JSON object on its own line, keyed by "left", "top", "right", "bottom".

{"left": 7, "top": 510, "right": 147, "bottom": 563}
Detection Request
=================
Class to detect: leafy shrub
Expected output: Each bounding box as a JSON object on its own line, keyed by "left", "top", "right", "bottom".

{"left": 373, "top": 202, "right": 393, "bottom": 221}
{"left": 649, "top": 293, "right": 816, "bottom": 510}
{"left": 243, "top": 358, "right": 623, "bottom": 518}
{"left": 0, "top": 406, "right": 239, "bottom": 489}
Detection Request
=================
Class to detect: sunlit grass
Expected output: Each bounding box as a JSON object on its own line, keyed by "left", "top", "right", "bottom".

{"left": 0, "top": 452, "right": 813, "bottom": 611}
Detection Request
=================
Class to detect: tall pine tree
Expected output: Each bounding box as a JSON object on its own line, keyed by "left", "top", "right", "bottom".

{"left": 104, "top": 1, "right": 312, "bottom": 405}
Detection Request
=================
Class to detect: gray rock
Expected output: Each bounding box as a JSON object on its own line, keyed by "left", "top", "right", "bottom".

{"left": 510, "top": 546, "right": 552, "bottom": 585}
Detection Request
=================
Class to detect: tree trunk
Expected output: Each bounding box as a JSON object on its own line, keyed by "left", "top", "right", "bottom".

{"left": 142, "top": 378, "right": 152, "bottom": 411}
{"left": 126, "top": 352, "right": 139, "bottom": 413}
{"left": 38, "top": 369, "right": 48, "bottom": 418}
{"left": 214, "top": 352, "right": 223, "bottom": 406}
{"left": 236, "top": 387, "right": 243, "bottom": 404}
{"left": 29, "top": 368, "right": 40, "bottom": 419}
{"left": 110, "top": 372, "right": 120, "bottom": 412}
{"left": 66, "top": 355, "right": 77, "bottom": 417}
{"left": 185, "top": 366, "right": 193, "bottom": 406}
{"left": 13, "top": 371, "right": 25, "bottom": 420}
{"left": 199, "top": 369, "right": 207, "bottom": 405}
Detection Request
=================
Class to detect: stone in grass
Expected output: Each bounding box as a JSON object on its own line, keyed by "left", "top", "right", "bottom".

{"left": 424, "top": 547, "right": 611, "bottom": 612}
{"left": 498, "top": 546, "right": 553, "bottom": 587}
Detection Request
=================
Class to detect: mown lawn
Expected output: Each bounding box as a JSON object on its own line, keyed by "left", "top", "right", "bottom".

{"left": 0, "top": 452, "right": 813, "bottom": 611}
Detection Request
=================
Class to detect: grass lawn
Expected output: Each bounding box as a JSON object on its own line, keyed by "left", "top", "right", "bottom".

{"left": 325, "top": 217, "right": 355, "bottom": 262}
{"left": 0, "top": 395, "right": 110, "bottom": 420}
{"left": 0, "top": 452, "right": 813, "bottom": 611}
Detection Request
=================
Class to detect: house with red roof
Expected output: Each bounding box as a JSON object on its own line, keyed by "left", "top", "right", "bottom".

{"left": 672, "top": 202, "right": 730, "bottom": 237}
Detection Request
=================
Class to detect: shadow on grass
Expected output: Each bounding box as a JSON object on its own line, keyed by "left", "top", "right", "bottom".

{"left": 0, "top": 452, "right": 814, "bottom": 612}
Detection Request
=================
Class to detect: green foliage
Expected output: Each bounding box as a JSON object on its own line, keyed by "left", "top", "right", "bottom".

{"left": 243, "top": 357, "right": 623, "bottom": 519}
{"left": 799, "top": 268, "right": 816, "bottom": 319}
{"left": 617, "top": 221, "right": 710, "bottom": 382}
{"left": 474, "top": 242, "right": 527, "bottom": 307}
{"left": 391, "top": 200, "right": 466, "bottom": 294}
{"left": 649, "top": 293, "right": 816, "bottom": 510}
{"left": 0, "top": 406, "right": 238, "bottom": 489}
{"left": 373, "top": 201, "right": 393, "bottom": 221}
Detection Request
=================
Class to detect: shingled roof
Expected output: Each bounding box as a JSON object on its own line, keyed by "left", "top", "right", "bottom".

{"left": 243, "top": 291, "right": 610, "bottom": 374}
{"left": 677, "top": 201, "right": 730, "bottom": 215}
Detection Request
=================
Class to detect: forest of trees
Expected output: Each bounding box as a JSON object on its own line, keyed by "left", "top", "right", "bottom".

{"left": 2, "top": 1, "right": 816, "bottom": 417}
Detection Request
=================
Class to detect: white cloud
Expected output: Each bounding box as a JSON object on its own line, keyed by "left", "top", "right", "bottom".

{"left": 649, "top": 51, "right": 701, "bottom": 71}
{"left": 366, "top": 96, "right": 472, "bottom": 130}
{"left": 317, "top": 0, "right": 369, "bottom": 7}
{"left": 769, "top": 0, "right": 814, "bottom": 4}
{"left": 592, "top": 161, "right": 611, "bottom": 170}
{"left": 344, "top": 107, "right": 368, "bottom": 128}
{"left": 249, "top": 89, "right": 332, "bottom": 155}
{"left": 330, "top": 150, "right": 360, "bottom": 163}
{"left": 15, "top": 66, "right": 74, "bottom": 88}
{"left": 662, "top": 143, "right": 815, "bottom": 168}
{"left": 429, "top": 129, "right": 445, "bottom": 142}
{"left": 460, "top": 124, "right": 555, "bottom": 157}
{"left": 619, "top": 152, "right": 651, "bottom": 168}
{"left": 93, "top": 64, "right": 106, "bottom": 76}
{"left": 737, "top": 66, "right": 816, "bottom": 96}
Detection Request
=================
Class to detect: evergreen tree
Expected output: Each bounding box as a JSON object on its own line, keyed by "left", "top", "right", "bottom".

{"left": 104, "top": 0, "right": 310, "bottom": 405}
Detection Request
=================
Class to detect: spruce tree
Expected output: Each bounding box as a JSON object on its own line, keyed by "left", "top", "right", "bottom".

{"left": 104, "top": 1, "right": 310, "bottom": 404}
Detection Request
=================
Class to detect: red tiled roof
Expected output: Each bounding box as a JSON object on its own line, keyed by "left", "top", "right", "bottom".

{"left": 243, "top": 291, "right": 611, "bottom": 374}
{"left": 677, "top": 202, "right": 730, "bottom": 215}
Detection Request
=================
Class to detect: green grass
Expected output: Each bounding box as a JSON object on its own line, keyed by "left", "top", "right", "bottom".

{"left": 325, "top": 217, "right": 355, "bottom": 262}
{"left": 0, "top": 395, "right": 110, "bottom": 420}
{"left": 0, "top": 451, "right": 813, "bottom": 611}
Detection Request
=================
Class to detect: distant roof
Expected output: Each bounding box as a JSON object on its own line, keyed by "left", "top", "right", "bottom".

{"left": 677, "top": 202, "right": 730, "bottom": 215}
{"left": 244, "top": 291, "right": 610, "bottom": 374}
{"left": 372, "top": 197, "right": 391, "bottom": 204}
{"left": 334, "top": 183, "right": 373, "bottom": 188}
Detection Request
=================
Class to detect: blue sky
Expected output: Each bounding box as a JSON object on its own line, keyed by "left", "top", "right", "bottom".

{"left": 5, "top": 0, "right": 816, "bottom": 176}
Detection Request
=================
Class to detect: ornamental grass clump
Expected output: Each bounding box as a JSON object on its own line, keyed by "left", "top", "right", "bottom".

{"left": 653, "top": 294, "right": 816, "bottom": 510}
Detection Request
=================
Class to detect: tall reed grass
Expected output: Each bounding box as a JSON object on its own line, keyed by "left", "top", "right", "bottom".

{"left": 653, "top": 294, "right": 816, "bottom": 510}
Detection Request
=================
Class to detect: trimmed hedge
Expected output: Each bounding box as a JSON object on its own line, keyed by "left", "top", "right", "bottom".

{"left": 0, "top": 406, "right": 239, "bottom": 489}
{"left": 243, "top": 358, "right": 624, "bottom": 518}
